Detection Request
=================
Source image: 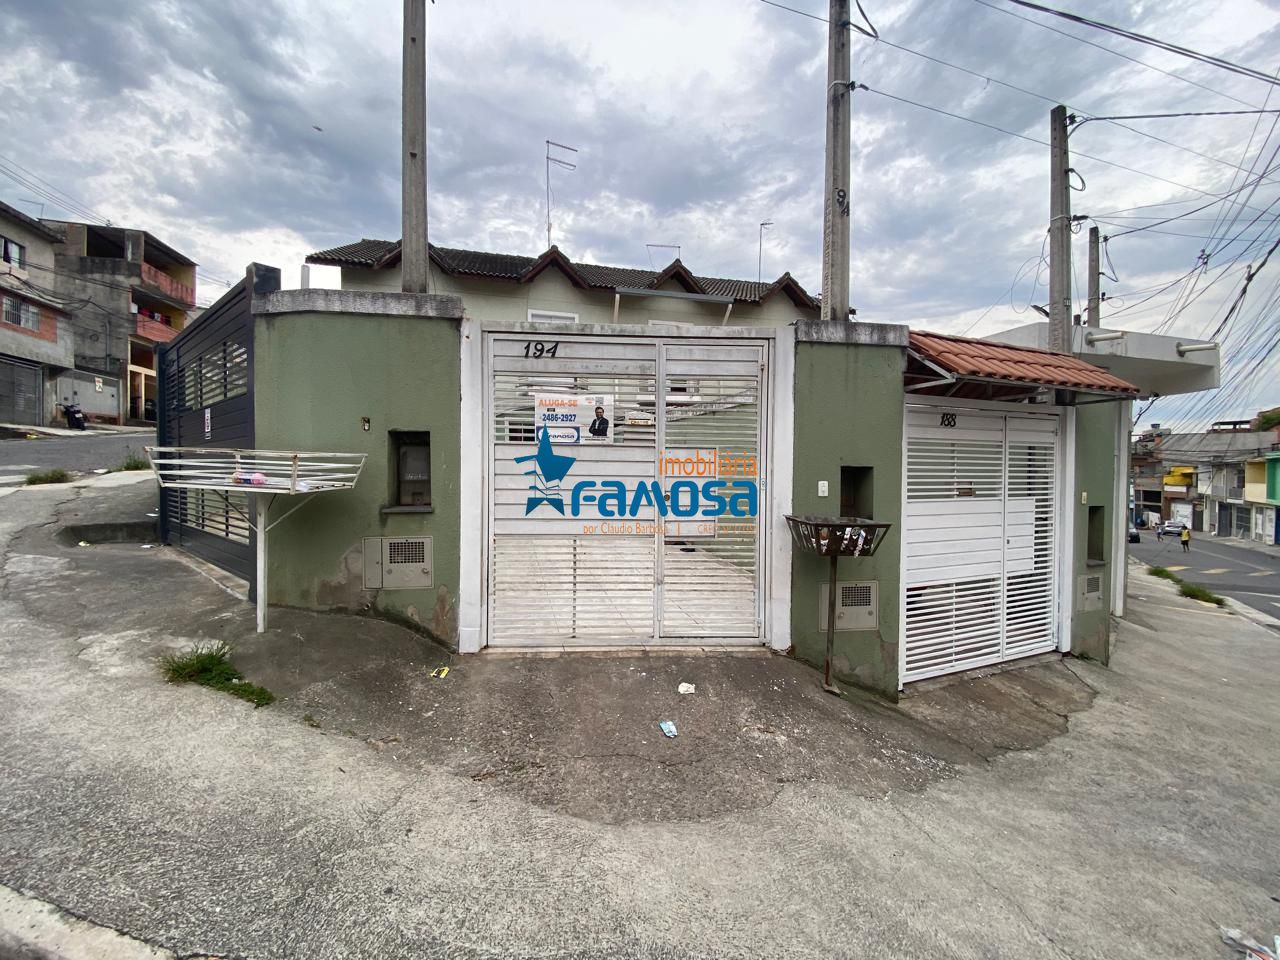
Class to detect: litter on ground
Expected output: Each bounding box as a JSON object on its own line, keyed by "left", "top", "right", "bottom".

{"left": 677, "top": 682, "right": 696, "bottom": 695}
{"left": 430, "top": 666, "right": 450, "bottom": 678}
{"left": 76, "top": 541, "right": 90, "bottom": 547}
{"left": 1220, "top": 927, "right": 1278, "bottom": 960}
{"left": 92, "top": 468, "right": 108, "bottom": 474}
{"left": 659, "top": 720, "right": 678, "bottom": 738}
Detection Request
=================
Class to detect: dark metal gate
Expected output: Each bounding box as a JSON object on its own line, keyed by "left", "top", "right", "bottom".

{"left": 0, "top": 357, "right": 42, "bottom": 425}
{"left": 157, "top": 264, "right": 278, "bottom": 586}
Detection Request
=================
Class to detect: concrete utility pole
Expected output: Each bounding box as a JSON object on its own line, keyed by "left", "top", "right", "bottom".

{"left": 1086, "top": 225, "right": 1101, "bottom": 327}
{"left": 1048, "top": 105, "right": 1072, "bottom": 351}
{"left": 401, "top": 0, "right": 431, "bottom": 294}
{"left": 820, "top": 0, "right": 851, "bottom": 324}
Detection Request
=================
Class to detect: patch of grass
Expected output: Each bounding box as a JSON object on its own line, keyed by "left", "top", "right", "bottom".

{"left": 1148, "top": 566, "right": 1227, "bottom": 607}
{"left": 1179, "top": 582, "right": 1227, "bottom": 606}
{"left": 159, "top": 641, "right": 275, "bottom": 707}
{"left": 112, "top": 448, "right": 150, "bottom": 472}
{"left": 25, "top": 468, "right": 71, "bottom": 485}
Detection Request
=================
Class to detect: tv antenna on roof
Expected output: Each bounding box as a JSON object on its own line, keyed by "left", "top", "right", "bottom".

{"left": 645, "top": 243, "right": 681, "bottom": 269}
{"left": 545, "top": 140, "right": 578, "bottom": 249}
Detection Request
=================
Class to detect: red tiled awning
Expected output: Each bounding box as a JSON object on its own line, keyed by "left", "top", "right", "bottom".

{"left": 908, "top": 331, "right": 1139, "bottom": 397}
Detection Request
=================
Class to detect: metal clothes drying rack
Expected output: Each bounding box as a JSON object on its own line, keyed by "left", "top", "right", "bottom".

{"left": 146, "top": 447, "right": 366, "bottom": 632}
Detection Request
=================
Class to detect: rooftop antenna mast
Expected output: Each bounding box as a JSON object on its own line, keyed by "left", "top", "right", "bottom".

{"left": 645, "top": 243, "right": 681, "bottom": 268}
{"left": 545, "top": 140, "right": 578, "bottom": 249}
{"left": 758, "top": 220, "right": 773, "bottom": 282}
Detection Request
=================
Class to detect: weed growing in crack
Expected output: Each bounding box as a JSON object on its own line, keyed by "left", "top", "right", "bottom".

{"left": 159, "top": 641, "right": 275, "bottom": 707}
{"left": 25, "top": 468, "right": 70, "bottom": 485}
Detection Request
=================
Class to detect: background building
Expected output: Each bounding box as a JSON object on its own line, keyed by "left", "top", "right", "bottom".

{"left": 0, "top": 201, "right": 74, "bottom": 426}
{"left": 40, "top": 220, "right": 198, "bottom": 424}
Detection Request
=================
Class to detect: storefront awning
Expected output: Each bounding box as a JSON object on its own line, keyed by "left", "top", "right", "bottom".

{"left": 906, "top": 331, "right": 1140, "bottom": 400}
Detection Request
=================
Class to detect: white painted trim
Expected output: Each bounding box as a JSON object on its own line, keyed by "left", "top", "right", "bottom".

{"left": 1111, "top": 399, "right": 1131, "bottom": 617}
{"left": 457, "top": 316, "right": 485, "bottom": 653}
{"left": 526, "top": 309, "right": 579, "bottom": 324}
{"left": 897, "top": 404, "right": 910, "bottom": 691}
{"left": 1058, "top": 406, "right": 1076, "bottom": 654}
{"left": 767, "top": 325, "right": 795, "bottom": 651}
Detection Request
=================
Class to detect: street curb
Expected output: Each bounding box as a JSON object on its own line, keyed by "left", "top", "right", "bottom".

{"left": 0, "top": 884, "right": 174, "bottom": 960}
{"left": 1224, "top": 596, "right": 1280, "bottom": 630}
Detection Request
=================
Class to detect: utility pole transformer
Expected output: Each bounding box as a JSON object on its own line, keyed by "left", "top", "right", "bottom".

{"left": 1048, "top": 105, "right": 1072, "bottom": 352}
{"left": 401, "top": 0, "right": 430, "bottom": 294}
{"left": 1086, "top": 225, "right": 1101, "bottom": 327}
{"left": 821, "top": 0, "right": 852, "bottom": 324}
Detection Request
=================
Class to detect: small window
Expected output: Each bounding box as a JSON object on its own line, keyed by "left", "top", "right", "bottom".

{"left": 2, "top": 237, "right": 26, "bottom": 268}
{"left": 390, "top": 431, "right": 431, "bottom": 507}
{"left": 527, "top": 309, "right": 578, "bottom": 323}
{"left": 1, "top": 295, "right": 39, "bottom": 331}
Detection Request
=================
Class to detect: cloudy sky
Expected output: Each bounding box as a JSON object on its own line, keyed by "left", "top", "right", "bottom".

{"left": 3, "top": 0, "right": 1279, "bottom": 427}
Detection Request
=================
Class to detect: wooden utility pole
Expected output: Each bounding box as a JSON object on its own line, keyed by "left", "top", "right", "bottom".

{"left": 821, "top": 0, "right": 851, "bottom": 324}
{"left": 1048, "top": 105, "right": 1071, "bottom": 351}
{"left": 401, "top": 0, "right": 431, "bottom": 294}
{"left": 1086, "top": 225, "right": 1101, "bottom": 327}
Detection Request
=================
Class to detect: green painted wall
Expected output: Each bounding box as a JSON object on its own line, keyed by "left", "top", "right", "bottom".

{"left": 1071, "top": 402, "right": 1120, "bottom": 663}
{"left": 253, "top": 311, "right": 462, "bottom": 646}
{"left": 790, "top": 341, "right": 905, "bottom": 697}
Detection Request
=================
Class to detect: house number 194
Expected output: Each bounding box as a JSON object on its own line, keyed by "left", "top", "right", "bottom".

{"left": 522, "top": 341, "right": 560, "bottom": 358}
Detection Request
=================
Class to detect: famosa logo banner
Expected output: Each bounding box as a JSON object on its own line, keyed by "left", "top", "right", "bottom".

{"left": 517, "top": 433, "right": 758, "bottom": 519}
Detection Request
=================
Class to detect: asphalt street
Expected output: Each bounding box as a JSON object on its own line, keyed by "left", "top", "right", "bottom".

{"left": 0, "top": 431, "right": 155, "bottom": 479}
{"left": 0, "top": 480, "right": 1278, "bottom": 958}
{"left": 1129, "top": 531, "right": 1280, "bottom": 621}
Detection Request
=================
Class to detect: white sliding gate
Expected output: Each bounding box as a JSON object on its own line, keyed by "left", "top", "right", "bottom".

{"left": 486, "top": 333, "right": 767, "bottom": 646}
{"left": 902, "top": 404, "right": 1060, "bottom": 683}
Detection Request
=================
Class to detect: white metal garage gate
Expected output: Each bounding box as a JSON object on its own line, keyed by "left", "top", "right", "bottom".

{"left": 902, "top": 404, "right": 1060, "bottom": 683}
{"left": 487, "top": 333, "right": 767, "bottom": 646}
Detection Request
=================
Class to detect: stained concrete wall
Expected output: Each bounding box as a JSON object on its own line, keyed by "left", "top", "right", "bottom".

{"left": 1071, "top": 401, "right": 1122, "bottom": 663}
{"left": 789, "top": 336, "right": 906, "bottom": 697}
{"left": 252, "top": 305, "right": 463, "bottom": 647}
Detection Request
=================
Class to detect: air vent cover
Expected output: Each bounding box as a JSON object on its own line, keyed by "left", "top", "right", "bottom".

{"left": 819, "top": 580, "right": 879, "bottom": 631}
{"left": 364, "top": 537, "right": 433, "bottom": 590}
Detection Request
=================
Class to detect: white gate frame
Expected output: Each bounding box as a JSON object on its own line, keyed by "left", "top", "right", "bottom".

{"left": 456, "top": 317, "right": 792, "bottom": 653}
{"left": 897, "top": 397, "right": 1075, "bottom": 689}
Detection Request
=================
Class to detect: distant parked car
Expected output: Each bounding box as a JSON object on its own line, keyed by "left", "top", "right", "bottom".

{"left": 1128, "top": 527, "right": 1140, "bottom": 543}
{"left": 1162, "top": 519, "right": 1185, "bottom": 535}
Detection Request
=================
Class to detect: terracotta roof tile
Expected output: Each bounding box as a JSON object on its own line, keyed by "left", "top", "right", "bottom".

{"left": 910, "top": 330, "right": 1139, "bottom": 396}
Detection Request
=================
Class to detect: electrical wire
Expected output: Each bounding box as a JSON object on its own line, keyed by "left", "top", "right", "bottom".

{"left": 755, "top": 0, "right": 1274, "bottom": 182}
{"left": 856, "top": 84, "right": 1277, "bottom": 211}
{"left": 969, "top": 0, "right": 1262, "bottom": 108}
{"left": 994, "top": 0, "right": 1280, "bottom": 89}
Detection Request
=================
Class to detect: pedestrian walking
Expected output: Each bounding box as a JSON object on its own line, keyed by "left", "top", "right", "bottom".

{"left": 1155, "top": 524, "right": 1163, "bottom": 543}
{"left": 1180, "top": 524, "right": 1191, "bottom": 553}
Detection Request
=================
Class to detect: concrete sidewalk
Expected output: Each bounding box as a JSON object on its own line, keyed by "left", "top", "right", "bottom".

{"left": 1, "top": 484, "right": 1278, "bottom": 958}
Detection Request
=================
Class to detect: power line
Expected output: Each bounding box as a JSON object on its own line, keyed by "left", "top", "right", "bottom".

{"left": 995, "top": 0, "right": 1280, "bottom": 89}
{"left": 755, "top": 0, "right": 1272, "bottom": 181}
{"left": 0, "top": 156, "right": 111, "bottom": 225}
{"left": 969, "top": 0, "right": 1262, "bottom": 109}
{"left": 1078, "top": 109, "right": 1280, "bottom": 122}
{"left": 855, "top": 84, "right": 1276, "bottom": 211}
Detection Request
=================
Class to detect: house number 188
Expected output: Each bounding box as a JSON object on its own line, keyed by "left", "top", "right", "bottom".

{"left": 523, "top": 341, "right": 560, "bottom": 358}
{"left": 940, "top": 412, "right": 957, "bottom": 427}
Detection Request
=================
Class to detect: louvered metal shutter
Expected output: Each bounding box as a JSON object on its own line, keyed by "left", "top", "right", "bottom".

{"left": 486, "top": 334, "right": 766, "bottom": 647}
{"left": 903, "top": 406, "right": 1059, "bottom": 682}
